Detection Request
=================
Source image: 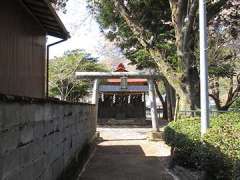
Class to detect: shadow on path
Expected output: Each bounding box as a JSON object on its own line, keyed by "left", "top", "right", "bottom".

{"left": 78, "top": 128, "right": 174, "bottom": 180}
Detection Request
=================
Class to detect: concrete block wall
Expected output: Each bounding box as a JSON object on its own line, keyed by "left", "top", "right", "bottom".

{"left": 0, "top": 101, "right": 96, "bottom": 180}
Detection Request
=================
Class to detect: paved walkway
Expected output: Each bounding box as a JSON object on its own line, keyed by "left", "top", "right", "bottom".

{"left": 78, "top": 126, "right": 175, "bottom": 180}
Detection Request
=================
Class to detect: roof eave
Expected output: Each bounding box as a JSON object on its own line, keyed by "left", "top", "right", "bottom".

{"left": 43, "top": 0, "right": 70, "bottom": 39}
{"left": 21, "top": 0, "right": 70, "bottom": 40}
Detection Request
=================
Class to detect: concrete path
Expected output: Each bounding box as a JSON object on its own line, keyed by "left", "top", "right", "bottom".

{"left": 78, "top": 126, "right": 175, "bottom": 180}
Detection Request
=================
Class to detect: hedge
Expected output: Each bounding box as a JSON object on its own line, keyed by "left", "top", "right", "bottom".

{"left": 164, "top": 113, "right": 240, "bottom": 179}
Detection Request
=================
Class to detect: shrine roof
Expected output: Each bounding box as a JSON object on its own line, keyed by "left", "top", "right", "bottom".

{"left": 107, "top": 63, "right": 147, "bottom": 83}
{"left": 114, "top": 63, "right": 128, "bottom": 72}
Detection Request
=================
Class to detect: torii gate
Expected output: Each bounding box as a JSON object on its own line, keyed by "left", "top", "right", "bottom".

{"left": 75, "top": 71, "right": 160, "bottom": 132}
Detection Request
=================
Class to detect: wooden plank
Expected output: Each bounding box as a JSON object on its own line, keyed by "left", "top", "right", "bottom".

{"left": 23, "top": 0, "right": 46, "bottom": 8}
{"left": 27, "top": 6, "right": 53, "bottom": 18}
{"left": 34, "top": 13, "right": 57, "bottom": 24}
{"left": 0, "top": 1, "right": 46, "bottom": 98}
{"left": 42, "top": 22, "right": 61, "bottom": 30}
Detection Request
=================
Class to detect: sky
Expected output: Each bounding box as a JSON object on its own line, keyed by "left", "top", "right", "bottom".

{"left": 48, "top": 0, "right": 133, "bottom": 69}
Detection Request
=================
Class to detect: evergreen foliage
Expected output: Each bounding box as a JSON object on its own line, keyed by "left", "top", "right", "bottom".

{"left": 86, "top": 0, "right": 238, "bottom": 110}
{"left": 164, "top": 113, "right": 240, "bottom": 179}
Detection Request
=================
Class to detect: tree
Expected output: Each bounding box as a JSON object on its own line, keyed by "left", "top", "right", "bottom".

{"left": 49, "top": 49, "right": 108, "bottom": 101}
{"left": 230, "top": 98, "right": 240, "bottom": 109}
{"left": 207, "top": 34, "right": 240, "bottom": 111}
{"left": 50, "top": 0, "right": 69, "bottom": 13}
{"left": 86, "top": 0, "right": 232, "bottom": 110}
{"left": 127, "top": 49, "right": 176, "bottom": 120}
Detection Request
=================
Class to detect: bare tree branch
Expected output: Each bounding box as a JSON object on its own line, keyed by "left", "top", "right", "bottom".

{"left": 112, "top": 0, "right": 149, "bottom": 48}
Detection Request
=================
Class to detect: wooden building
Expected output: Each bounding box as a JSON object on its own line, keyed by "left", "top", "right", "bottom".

{"left": 0, "top": 0, "right": 69, "bottom": 98}
{"left": 98, "top": 63, "right": 148, "bottom": 124}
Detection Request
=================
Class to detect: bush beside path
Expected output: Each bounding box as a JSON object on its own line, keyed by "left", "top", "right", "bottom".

{"left": 164, "top": 113, "right": 240, "bottom": 179}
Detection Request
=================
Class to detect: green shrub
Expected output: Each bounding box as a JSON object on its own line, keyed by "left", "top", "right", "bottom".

{"left": 164, "top": 113, "right": 240, "bottom": 179}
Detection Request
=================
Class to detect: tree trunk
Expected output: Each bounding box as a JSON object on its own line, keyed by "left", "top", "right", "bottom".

{"left": 165, "top": 81, "right": 176, "bottom": 120}
{"left": 154, "top": 78, "right": 176, "bottom": 121}
{"left": 154, "top": 81, "right": 168, "bottom": 120}
{"left": 174, "top": 95, "right": 180, "bottom": 120}
{"left": 182, "top": 66, "right": 201, "bottom": 110}
{"left": 170, "top": 0, "right": 200, "bottom": 111}
{"left": 149, "top": 50, "right": 194, "bottom": 111}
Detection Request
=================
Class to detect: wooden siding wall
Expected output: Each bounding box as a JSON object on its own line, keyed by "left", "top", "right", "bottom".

{"left": 0, "top": 0, "right": 46, "bottom": 98}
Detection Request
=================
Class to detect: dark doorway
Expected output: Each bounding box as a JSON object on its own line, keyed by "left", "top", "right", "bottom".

{"left": 98, "top": 93, "right": 146, "bottom": 120}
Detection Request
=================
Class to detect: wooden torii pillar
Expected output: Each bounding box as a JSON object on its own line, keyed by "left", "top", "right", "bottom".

{"left": 76, "top": 72, "right": 160, "bottom": 132}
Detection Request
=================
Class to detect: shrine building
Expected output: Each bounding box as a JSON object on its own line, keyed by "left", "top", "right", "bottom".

{"left": 98, "top": 63, "right": 149, "bottom": 124}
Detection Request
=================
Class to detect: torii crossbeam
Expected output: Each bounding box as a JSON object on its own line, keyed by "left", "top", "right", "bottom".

{"left": 75, "top": 71, "right": 161, "bottom": 132}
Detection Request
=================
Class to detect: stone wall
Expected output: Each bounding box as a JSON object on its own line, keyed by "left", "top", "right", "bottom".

{"left": 0, "top": 101, "right": 96, "bottom": 180}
